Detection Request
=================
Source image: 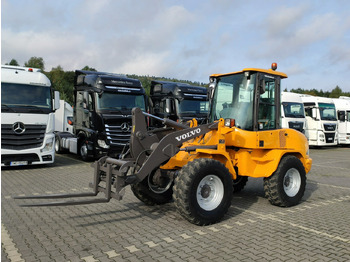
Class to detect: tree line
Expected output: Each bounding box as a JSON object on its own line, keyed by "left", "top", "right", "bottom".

{"left": 5, "top": 57, "right": 349, "bottom": 105}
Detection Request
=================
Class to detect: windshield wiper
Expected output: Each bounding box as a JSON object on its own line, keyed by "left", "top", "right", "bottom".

{"left": 18, "top": 105, "right": 46, "bottom": 113}
{"left": 1, "top": 104, "right": 17, "bottom": 112}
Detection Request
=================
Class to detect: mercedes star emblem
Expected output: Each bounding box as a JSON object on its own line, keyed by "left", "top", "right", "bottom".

{"left": 120, "top": 122, "right": 130, "bottom": 132}
{"left": 13, "top": 122, "right": 26, "bottom": 134}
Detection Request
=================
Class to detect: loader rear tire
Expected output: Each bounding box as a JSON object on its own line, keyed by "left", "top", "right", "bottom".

{"left": 263, "top": 155, "right": 306, "bottom": 207}
{"left": 173, "top": 158, "right": 233, "bottom": 226}
{"left": 131, "top": 177, "right": 173, "bottom": 206}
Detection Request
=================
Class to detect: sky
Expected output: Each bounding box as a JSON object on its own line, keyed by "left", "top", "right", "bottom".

{"left": 2, "top": 0, "right": 350, "bottom": 92}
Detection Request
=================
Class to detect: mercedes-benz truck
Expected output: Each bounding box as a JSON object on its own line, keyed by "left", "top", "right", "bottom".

{"left": 54, "top": 70, "right": 147, "bottom": 161}
{"left": 149, "top": 80, "right": 209, "bottom": 127}
{"left": 1, "top": 65, "right": 60, "bottom": 166}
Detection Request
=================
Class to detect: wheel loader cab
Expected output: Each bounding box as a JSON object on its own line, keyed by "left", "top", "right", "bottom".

{"left": 209, "top": 68, "right": 286, "bottom": 132}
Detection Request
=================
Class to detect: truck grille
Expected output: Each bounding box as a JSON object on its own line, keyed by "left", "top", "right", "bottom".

{"left": 104, "top": 119, "right": 132, "bottom": 147}
{"left": 288, "top": 121, "right": 304, "bottom": 132}
{"left": 325, "top": 133, "right": 335, "bottom": 143}
{"left": 1, "top": 124, "right": 46, "bottom": 150}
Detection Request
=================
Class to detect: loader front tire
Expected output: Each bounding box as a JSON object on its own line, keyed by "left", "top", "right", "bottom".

{"left": 173, "top": 158, "right": 233, "bottom": 226}
{"left": 131, "top": 176, "right": 173, "bottom": 206}
{"left": 263, "top": 155, "right": 306, "bottom": 207}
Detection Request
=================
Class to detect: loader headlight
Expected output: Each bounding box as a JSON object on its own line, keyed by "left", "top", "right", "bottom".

{"left": 97, "top": 139, "right": 110, "bottom": 149}
{"left": 224, "top": 118, "right": 235, "bottom": 127}
{"left": 41, "top": 138, "right": 54, "bottom": 153}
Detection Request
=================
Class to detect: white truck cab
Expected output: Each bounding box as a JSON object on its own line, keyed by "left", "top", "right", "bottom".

{"left": 1, "top": 65, "right": 60, "bottom": 166}
{"left": 333, "top": 97, "right": 350, "bottom": 145}
{"left": 281, "top": 92, "right": 306, "bottom": 136}
{"left": 301, "top": 95, "right": 337, "bottom": 146}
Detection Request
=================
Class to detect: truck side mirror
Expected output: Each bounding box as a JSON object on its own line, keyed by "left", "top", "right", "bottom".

{"left": 54, "top": 91, "right": 60, "bottom": 110}
{"left": 338, "top": 110, "right": 345, "bottom": 122}
{"left": 83, "top": 92, "right": 89, "bottom": 110}
{"left": 165, "top": 99, "right": 173, "bottom": 114}
{"left": 311, "top": 108, "right": 317, "bottom": 119}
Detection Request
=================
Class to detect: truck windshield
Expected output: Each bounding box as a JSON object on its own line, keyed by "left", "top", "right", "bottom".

{"left": 319, "top": 103, "right": 337, "bottom": 121}
{"left": 1, "top": 83, "right": 52, "bottom": 113}
{"left": 96, "top": 92, "right": 146, "bottom": 112}
{"left": 282, "top": 102, "right": 305, "bottom": 118}
{"left": 178, "top": 100, "right": 209, "bottom": 115}
{"left": 211, "top": 73, "right": 256, "bottom": 130}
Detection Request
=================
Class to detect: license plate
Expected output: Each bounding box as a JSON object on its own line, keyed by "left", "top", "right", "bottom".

{"left": 10, "top": 161, "right": 28, "bottom": 166}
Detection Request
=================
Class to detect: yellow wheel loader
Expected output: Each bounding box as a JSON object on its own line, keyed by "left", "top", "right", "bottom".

{"left": 16, "top": 64, "right": 312, "bottom": 226}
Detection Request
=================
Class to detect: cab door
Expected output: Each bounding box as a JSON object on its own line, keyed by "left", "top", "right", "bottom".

{"left": 256, "top": 74, "right": 281, "bottom": 131}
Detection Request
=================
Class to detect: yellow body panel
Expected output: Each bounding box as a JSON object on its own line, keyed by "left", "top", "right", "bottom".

{"left": 161, "top": 119, "right": 312, "bottom": 179}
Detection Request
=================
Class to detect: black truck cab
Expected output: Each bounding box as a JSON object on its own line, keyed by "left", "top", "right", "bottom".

{"left": 149, "top": 80, "right": 209, "bottom": 127}
{"left": 71, "top": 70, "right": 146, "bottom": 159}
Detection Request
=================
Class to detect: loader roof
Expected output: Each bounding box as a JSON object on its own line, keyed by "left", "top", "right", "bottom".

{"left": 210, "top": 68, "right": 288, "bottom": 79}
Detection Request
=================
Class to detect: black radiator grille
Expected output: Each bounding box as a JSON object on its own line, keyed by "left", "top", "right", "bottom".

{"left": 325, "top": 133, "right": 335, "bottom": 143}
{"left": 104, "top": 119, "right": 132, "bottom": 147}
{"left": 1, "top": 124, "right": 46, "bottom": 150}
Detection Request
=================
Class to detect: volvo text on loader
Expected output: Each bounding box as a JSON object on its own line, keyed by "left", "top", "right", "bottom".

{"left": 15, "top": 64, "right": 312, "bottom": 226}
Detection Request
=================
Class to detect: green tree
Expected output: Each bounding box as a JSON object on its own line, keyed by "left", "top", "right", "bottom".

{"left": 24, "top": 56, "right": 45, "bottom": 71}
{"left": 81, "top": 65, "right": 97, "bottom": 71}
{"left": 5, "top": 59, "right": 20, "bottom": 66}
{"left": 329, "top": 86, "right": 342, "bottom": 98}
{"left": 45, "top": 66, "right": 74, "bottom": 105}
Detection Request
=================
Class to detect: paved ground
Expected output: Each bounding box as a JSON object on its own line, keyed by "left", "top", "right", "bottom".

{"left": 2, "top": 147, "right": 350, "bottom": 262}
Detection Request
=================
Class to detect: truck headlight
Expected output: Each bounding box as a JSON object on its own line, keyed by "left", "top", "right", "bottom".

{"left": 97, "top": 139, "right": 110, "bottom": 149}
{"left": 41, "top": 138, "right": 54, "bottom": 153}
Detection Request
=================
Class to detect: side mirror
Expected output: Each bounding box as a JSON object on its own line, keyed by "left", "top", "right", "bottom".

{"left": 311, "top": 108, "right": 317, "bottom": 119}
{"left": 208, "top": 82, "right": 216, "bottom": 101}
{"left": 259, "top": 79, "right": 266, "bottom": 94}
{"left": 338, "top": 111, "right": 345, "bottom": 122}
{"left": 165, "top": 99, "right": 173, "bottom": 114}
{"left": 54, "top": 91, "right": 60, "bottom": 110}
{"left": 83, "top": 92, "right": 89, "bottom": 110}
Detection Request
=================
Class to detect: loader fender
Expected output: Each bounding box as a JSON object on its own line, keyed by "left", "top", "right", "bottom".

{"left": 235, "top": 149, "right": 310, "bottom": 178}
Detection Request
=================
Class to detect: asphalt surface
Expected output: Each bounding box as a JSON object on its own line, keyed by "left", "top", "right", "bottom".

{"left": 2, "top": 147, "right": 350, "bottom": 262}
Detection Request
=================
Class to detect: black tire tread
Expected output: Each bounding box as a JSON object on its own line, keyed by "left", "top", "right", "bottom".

{"left": 173, "top": 158, "right": 233, "bottom": 225}
{"left": 264, "top": 155, "right": 306, "bottom": 207}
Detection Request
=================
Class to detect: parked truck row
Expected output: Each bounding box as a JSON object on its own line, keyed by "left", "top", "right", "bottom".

{"left": 2, "top": 65, "right": 349, "bottom": 167}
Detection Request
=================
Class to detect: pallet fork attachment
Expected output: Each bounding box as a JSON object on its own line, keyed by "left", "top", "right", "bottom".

{"left": 13, "top": 156, "right": 135, "bottom": 206}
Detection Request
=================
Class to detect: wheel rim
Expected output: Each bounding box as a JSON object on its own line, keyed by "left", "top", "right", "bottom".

{"left": 55, "top": 139, "right": 59, "bottom": 152}
{"left": 196, "top": 175, "right": 224, "bottom": 211}
{"left": 283, "top": 168, "right": 301, "bottom": 197}
{"left": 80, "top": 144, "right": 88, "bottom": 157}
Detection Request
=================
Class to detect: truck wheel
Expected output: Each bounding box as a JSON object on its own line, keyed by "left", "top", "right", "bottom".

{"left": 79, "top": 139, "right": 91, "bottom": 161}
{"left": 173, "top": 158, "right": 233, "bottom": 226}
{"left": 233, "top": 175, "right": 248, "bottom": 193}
{"left": 55, "top": 135, "right": 63, "bottom": 154}
{"left": 131, "top": 173, "right": 173, "bottom": 205}
{"left": 263, "top": 155, "right": 306, "bottom": 207}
